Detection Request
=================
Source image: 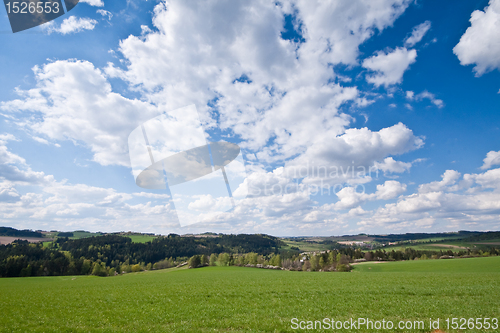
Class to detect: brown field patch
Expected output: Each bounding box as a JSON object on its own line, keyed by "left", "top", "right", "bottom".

{"left": 424, "top": 244, "right": 468, "bottom": 249}
{"left": 0, "top": 236, "right": 50, "bottom": 245}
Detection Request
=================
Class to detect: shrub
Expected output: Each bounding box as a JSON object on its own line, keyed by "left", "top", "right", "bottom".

{"left": 188, "top": 255, "right": 201, "bottom": 268}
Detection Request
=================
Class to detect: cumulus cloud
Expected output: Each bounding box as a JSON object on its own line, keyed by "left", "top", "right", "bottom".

{"left": 418, "top": 170, "right": 461, "bottom": 193}
{"left": 0, "top": 138, "right": 54, "bottom": 186}
{"left": 45, "top": 17, "right": 98, "bottom": 35}
{"left": 375, "top": 180, "right": 407, "bottom": 200}
{"left": 330, "top": 180, "right": 406, "bottom": 210}
{"left": 404, "top": 21, "right": 431, "bottom": 47}
{"left": 4, "top": 0, "right": 421, "bottom": 176}
{"left": 374, "top": 157, "right": 412, "bottom": 174}
{"left": 356, "top": 161, "right": 500, "bottom": 231}
{"left": 1, "top": 60, "right": 158, "bottom": 166}
{"left": 288, "top": 122, "right": 423, "bottom": 184}
{"left": 3, "top": 0, "right": 450, "bottom": 234}
{"left": 0, "top": 143, "right": 178, "bottom": 231}
{"left": 453, "top": 0, "right": 500, "bottom": 76}
{"left": 363, "top": 47, "right": 417, "bottom": 87}
{"left": 481, "top": 150, "right": 500, "bottom": 170}
{"left": 81, "top": 0, "right": 104, "bottom": 6}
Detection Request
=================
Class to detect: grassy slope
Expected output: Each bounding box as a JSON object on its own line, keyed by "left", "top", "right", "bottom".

{"left": 282, "top": 240, "right": 331, "bottom": 252}
{"left": 0, "top": 257, "right": 499, "bottom": 332}
{"left": 352, "top": 256, "right": 499, "bottom": 273}
{"left": 124, "top": 234, "right": 157, "bottom": 243}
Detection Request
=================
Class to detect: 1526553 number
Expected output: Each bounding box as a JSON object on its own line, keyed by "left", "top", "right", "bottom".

{"left": 5, "top": 1, "right": 60, "bottom": 14}
{"left": 445, "top": 318, "right": 498, "bottom": 330}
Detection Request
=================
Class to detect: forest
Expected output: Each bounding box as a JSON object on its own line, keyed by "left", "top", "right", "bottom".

{"left": 1, "top": 232, "right": 498, "bottom": 277}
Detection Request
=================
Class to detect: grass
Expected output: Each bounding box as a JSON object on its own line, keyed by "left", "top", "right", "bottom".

{"left": 69, "top": 231, "right": 102, "bottom": 239}
{"left": 383, "top": 240, "right": 499, "bottom": 252}
{"left": 282, "top": 240, "right": 331, "bottom": 252}
{"left": 352, "top": 256, "right": 499, "bottom": 273}
{"left": 123, "top": 234, "right": 158, "bottom": 243}
{"left": 0, "top": 257, "right": 499, "bottom": 332}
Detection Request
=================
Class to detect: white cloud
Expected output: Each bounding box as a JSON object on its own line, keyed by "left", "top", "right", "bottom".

{"left": 333, "top": 186, "right": 373, "bottom": 210}
{"left": 0, "top": 140, "right": 53, "bottom": 186}
{"left": 481, "top": 150, "right": 500, "bottom": 170}
{"left": 406, "top": 90, "right": 444, "bottom": 108}
{"left": 288, "top": 122, "right": 423, "bottom": 183}
{"left": 404, "top": 21, "right": 431, "bottom": 47}
{"left": 46, "top": 17, "right": 98, "bottom": 35}
{"left": 356, "top": 158, "right": 500, "bottom": 231}
{"left": 375, "top": 180, "right": 407, "bottom": 200}
{"left": 374, "top": 157, "right": 412, "bottom": 174}
{"left": 81, "top": 0, "right": 104, "bottom": 6}
{"left": 105, "top": 0, "right": 415, "bottom": 163}
{"left": 0, "top": 182, "right": 20, "bottom": 203}
{"left": 97, "top": 9, "right": 113, "bottom": 20}
{"left": 416, "top": 91, "right": 444, "bottom": 108}
{"left": 363, "top": 47, "right": 417, "bottom": 87}
{"left": 4, "top": 0, "right": 419, "bottom": 176}
{"left": 453, "top": 0, "right": 500, "bottom": 76}
{"left": 418, "top": 170, "right": 461, "bottom": 193}
{"left": 0, "top": 145, "right": 179, "bottom": 231}
{"left": 1, "top": 60, "right": 158, "bottom": 166}
{"left": 3, "top": 0, "right": 451, "bottom": 234}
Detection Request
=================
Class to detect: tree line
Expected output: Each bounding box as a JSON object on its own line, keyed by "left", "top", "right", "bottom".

{"left": 0, "top": 233, "right": 284, "bottom": 277}
{"left": 1, "top": 233, "right": 498, "bottom": 277}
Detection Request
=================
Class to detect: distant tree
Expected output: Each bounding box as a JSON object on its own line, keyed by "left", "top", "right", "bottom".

{"left": 200, "top": 255, "right": 208, "bottom": 266}
{"left": 247, "top": 252, "right": 258, "bottom": 265}
{"left": 302, "top": 260, "right": 311, "bottom": 272}
{"left": 92, "top": 262, "right": 107, "bottom": 277}
{"left": 328, "top": 251, "right": 336, "bottom": 265}
{"left": 310, "top": 255, "right": 319, "bottom": 271}
{"left": 131, "top": 264, "right": 142, "bottom": 272}
{"left": 273, "top": 254, "right": 282, "bottom": 267}
{"left": 218, "top": 253, "right": 230, "bottom": 266}
{"left": 319, "top": 257, "right": 325, "bottom": 270}
{"left": 209, "top": 253, "right": 217, "bottom": 266}
{"left": 81, "top": 259, "right": 92, "bottom": 275}
{"left": 188, "top": 255, "right": 201, "bottom": 268}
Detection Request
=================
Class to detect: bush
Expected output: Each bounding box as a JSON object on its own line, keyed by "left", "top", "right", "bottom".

{"left": 188, "top": 255, "right": 201, "bottom": 268}
{"left": 131, "top": 264, "right": 142, "bottom": 272}
{"left": 209, "top": 254, "right": 217, "bottom": 266}
{"left": 91, "top": 262, "right": 107, "bottom": 277}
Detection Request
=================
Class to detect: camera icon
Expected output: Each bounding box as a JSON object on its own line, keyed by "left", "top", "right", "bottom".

{"left": 128, "top": 105, "right": 247, "bottom": 227}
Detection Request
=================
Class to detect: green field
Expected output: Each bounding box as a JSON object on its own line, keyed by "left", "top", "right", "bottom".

{"left": 282, "top": 239, "right": 331, "bottom": 252}
{"left": 69, "top": 231, "right": 102, "bottom": 239}
{"left": 56, "top": 231, "right": 157, "bottom": 243}
{"left": 383, "top": 241, "right": 498, "bottom": 252}
{"left": 124, "top": 234, "right": 158, "bottom": 243}
{"left": 0, "top": 257, "right": 499, "bottom": 332}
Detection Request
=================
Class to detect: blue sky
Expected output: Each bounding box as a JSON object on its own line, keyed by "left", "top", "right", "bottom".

{"left": 1, "top": 0, "right": 500, "bottom": 236}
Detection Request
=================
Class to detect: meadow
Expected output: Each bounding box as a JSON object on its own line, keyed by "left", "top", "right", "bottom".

{"left": 0, "top": 256, "right": 498, "bottom": 332}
